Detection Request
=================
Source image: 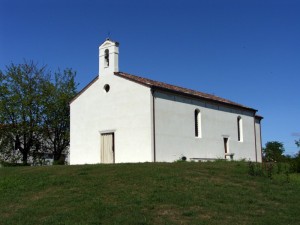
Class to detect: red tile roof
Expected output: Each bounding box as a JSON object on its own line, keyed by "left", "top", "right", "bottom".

{"left": 115, "top": 72, "right": 256, "bottom": 112}
{"left": 71, "top": 71, "right": 257, "bottom": 112}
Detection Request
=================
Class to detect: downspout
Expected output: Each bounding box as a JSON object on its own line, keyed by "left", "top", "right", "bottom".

{"left": 151, "top": 88, "right": 156, "bottom": 162}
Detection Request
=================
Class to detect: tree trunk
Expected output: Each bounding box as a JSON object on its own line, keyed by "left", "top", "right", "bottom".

{"left": 53, "top": 150, "right": 65, "bottom": 165}
{"left": 22, "top": 151, "right": 28, "bottom": 165}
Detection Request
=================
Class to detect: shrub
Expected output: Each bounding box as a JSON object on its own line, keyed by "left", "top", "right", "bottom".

{"left": 265, "top": 162, "right": 274, "bottom": 179}
{"left": 174, "top": 155, "right": 187, "bottom": 163}
{"left": 289, "top": 157, "right": 300, "bottom": 173}
{"left": 248, "top": 161, "right": 264, "bottom": 177}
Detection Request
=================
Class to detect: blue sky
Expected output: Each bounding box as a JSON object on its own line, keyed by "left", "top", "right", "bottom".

{"left": 1, "top": 0, "right": 299, "bottom": 155}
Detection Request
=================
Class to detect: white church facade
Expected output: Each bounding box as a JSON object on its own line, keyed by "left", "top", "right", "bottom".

{"left": 70, "top": 39, "right": 263, "bottom": 164}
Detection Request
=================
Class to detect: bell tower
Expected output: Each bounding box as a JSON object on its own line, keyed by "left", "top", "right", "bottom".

{"left": 99, "top": 38, "right": 119, "bottom": 76}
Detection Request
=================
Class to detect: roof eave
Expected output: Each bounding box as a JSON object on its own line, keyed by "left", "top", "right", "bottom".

{"left": 255, "top": 114, "right": 264, "bottom": 120}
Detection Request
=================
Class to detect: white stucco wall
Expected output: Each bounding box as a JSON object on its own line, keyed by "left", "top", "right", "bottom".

{"left": 70, "top": 74, "right": 153, "bottom": 164}
{"left": 154, "top": 91, "right": 260, "bottom": 162}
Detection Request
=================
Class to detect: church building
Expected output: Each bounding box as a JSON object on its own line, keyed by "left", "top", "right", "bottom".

{"left": 70, "top": 39, "right": 263, "bottom": 164}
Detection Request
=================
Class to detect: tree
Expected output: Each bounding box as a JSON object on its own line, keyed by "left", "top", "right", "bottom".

{"left": 262, "top": 141, "right": 285, "bottom": 162}
{"left": 0, "top": 61, "right": 77, "bottom": 165}
{"left": 0, "top": 62, "right": 49, "bottom": 164}
{"left": 296, "top": 139, "right": 300, "bottom": 148}
{"left": 295, "top": 139, "right": 300, "bottom": 161}
{"left": 290, "top": 139, "right": 300, "bottom": 173}
{"left": 0, "top": 126, "right": 21, "bottom": 163}
{"left": 42, "top": 69, "right": 77, "bottom": 164}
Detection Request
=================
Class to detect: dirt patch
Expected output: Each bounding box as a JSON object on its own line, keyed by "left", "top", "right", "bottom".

{"left": 30, "top": 188, "right": 55, "bottom": 201}
{"left": 152, "top": 204, "right": 212, "bottom": 224}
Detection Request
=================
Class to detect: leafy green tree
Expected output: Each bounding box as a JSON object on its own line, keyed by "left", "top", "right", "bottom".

{"left": 295, "top": 139, "right": 300, "bottom": 161}
{"left": 0, "top": 128, "right": 21, "bottom": 163}
{"left": 289, "top": 139, "right": 300, "bottom": 173}
{"left": 0, "top": 61, "right": 77, "bottom": 165}
{"left": 0, "top": 62, "right": 49, "bottom": 164}
{"left": 262, "top": 141, "right": 285, "bottom": 162}
{"left": 296, "top": 139, "right": 300, "bottom": 148}
{"left": 42, "top": 69, "right": 77, "bottom": 164}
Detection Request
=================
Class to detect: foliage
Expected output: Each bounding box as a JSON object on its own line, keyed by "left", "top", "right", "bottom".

{"left": 0, "top": 132, "right": 21, "bottom": 163}
{"left": 248, "top": 161, "right": 296, "bottom": 183}
{"left": 289, "top": 151, "right": 300, "bottom": 173}
{"left": 0, "top": 162, "right": 300, "bottom": 224}
{"left": 174, "top": 155, "right": 187, "bottom": 162}
{"left": 0, "top": 62, "right": 48, "bottom": 164}
{"left": 282, "top": 141, "right": 300, "bottom": 173}
{"left": 41, "top": 69, "right": 77, "bottom": 164}
{"left": 248, "top": 161, "right": 263, "bottom": 177}
{"left": 262, "top": 141, "right": 285, "bottom": 162}
{"left": 0, "top": 61, "right": 77, "bottom": 165}
{"left": 296, "top": 138, "right": 300, "bottom": 148}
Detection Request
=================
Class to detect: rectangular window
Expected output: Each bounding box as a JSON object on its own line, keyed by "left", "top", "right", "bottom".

{"left": 238, "top": 118, "right": 240, "bottom": 141}
{"left": 195, "top": 109, "right": 201, "bottom": 138}
{"left": 224, "top": 137, "right": 228, "bottom": 154}
{"left": 237, "top": 116, "right": 243, "bottom": 142}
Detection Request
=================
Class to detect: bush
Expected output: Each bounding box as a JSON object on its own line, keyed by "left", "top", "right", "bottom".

{"left": 247, "top": 161, "right": 293, "bottom": 180}
{"left": 289, "top": 157, "right": 300, "bottom": 173}
{"left": 174, "top": 155, "right": 187, "bottom": 162}
{"left": 247, "top": 161, "right": 264, "bottom": 177}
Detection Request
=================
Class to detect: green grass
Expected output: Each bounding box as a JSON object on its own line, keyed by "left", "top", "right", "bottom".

{"left": 1, "top": 161, "right": 300, "bottom": 225}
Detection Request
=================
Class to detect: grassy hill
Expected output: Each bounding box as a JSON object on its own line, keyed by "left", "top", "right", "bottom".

{"left": 1, "top": 161, "right": 300, "bottom": 225}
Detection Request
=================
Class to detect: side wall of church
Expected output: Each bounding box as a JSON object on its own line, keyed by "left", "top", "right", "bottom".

{"left": 70, "top": 75, "right": 153, "bottom": 164}
{"left": 154, "top": 90, "right": 261, "bottom": 162}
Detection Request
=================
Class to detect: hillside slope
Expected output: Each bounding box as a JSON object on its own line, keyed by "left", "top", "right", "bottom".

{"left": 1, "top": 162, "right": 300, "bottom": 225}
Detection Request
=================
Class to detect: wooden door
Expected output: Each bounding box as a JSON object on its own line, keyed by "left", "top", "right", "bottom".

{"left": 101, "top": 133, "right": 114, "bottom": 163}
